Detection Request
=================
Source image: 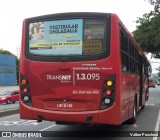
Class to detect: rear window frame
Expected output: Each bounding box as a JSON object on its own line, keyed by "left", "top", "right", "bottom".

{"left": 25, "top": 13, "right": 111, "bottom": 62}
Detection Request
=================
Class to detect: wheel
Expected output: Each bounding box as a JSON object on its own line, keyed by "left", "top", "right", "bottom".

{"left": 128, "top": 98, "right": 137, "bottom": 124}
{"left": 6, "top": 99, "right": 11, "bottom": 104}
{"left": 141, "top": 103, "right": 145, "bottom": 109}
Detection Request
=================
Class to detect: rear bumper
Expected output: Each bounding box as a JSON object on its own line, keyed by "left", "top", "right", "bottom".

{"left": 20, "top": 101, "right": 121, "bottom": 125}
{"left": 149, "top": 85, "right": 155, "bottom": 87}
{"left": 149, "top": 83, "right": 155, "bottom": 87}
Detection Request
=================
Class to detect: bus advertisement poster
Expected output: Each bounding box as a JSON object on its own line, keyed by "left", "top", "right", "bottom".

{"left": 29, "top": 19, "right": 83, "bottom": 55}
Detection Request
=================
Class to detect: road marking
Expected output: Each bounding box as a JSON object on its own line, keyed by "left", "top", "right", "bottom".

{"left": 0, "top": 114, "right": 19, "bottom": 120}
{"left": 146, "top": 103, "right": 154, "bottom": 106}
{"left": 0, "top": 120, "right": 39, "bottom": 126}
{"left": 133, "top": 124, "right": 138, "bottom": 128}
{"left": 149, "top": 97, "right": 154, "bottom": 99}
{"left": 153, "top": 108, "right": 160, "bottom": 140}
{"left": 39, "top": 124, "right": 57, "bottom": 131}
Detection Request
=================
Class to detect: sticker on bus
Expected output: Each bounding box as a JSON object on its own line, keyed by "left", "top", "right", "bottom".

{"left": 73, "top": 90, "right": 100, "bottom": 95}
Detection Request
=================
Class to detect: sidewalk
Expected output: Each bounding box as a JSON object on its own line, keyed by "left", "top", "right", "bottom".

{"left": 0, "top": 86, "right": 19, "bottom": 93}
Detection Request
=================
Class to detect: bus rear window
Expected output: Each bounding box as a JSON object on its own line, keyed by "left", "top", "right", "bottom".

{"left": 28, "top": 19, "right": 106, "bottom": 56}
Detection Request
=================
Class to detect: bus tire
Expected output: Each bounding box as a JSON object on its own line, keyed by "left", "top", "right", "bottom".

{"left": 141, "top": 103, "right": 145, "bottom": 109}
{"left": 128, "top": 98, "right": 137, "bottom": 124}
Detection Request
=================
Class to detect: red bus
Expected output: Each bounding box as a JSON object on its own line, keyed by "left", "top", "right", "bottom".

{"left": 19, "top": 12, "right": 151, "bottom": 125}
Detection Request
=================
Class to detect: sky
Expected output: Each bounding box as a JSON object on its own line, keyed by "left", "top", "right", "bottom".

{"left": 0, "top": 0, "right": 153, "bottom": 56}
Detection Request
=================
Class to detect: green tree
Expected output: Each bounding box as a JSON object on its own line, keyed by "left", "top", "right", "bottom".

{"left": 147, "top": 0, "right": 160, "bottom": 12}
{"left": 132, "top": 0, "right": 160, "bottom": 58}
{"left": 0, "top": 50, "right": 14, "bottom": 55}
{"left": 0, "top": 50, "right": 19, "bottom": 84}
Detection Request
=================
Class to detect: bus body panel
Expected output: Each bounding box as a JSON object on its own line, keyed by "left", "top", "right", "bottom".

{"left": 19, "top": 12, "right": 150, "bottom": 125}
{"left": 21, "top": 54, "right": 116, "bottom": 112}
{"left": 19, "top": 101, "right": 33, "bottom": 119}
{"left": 20, "top": 101, "right": 121, "bottom": 125}
{"left": 121, "top": 73, "right": 130, "bottom": 122}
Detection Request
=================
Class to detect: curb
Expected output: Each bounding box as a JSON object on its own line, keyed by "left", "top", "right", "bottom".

{"left": 0, "top": 108, "right": 19, "bottom": 117}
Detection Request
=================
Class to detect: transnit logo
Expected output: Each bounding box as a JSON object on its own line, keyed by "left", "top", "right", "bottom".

{"left": 46, "top": 75, "right": 72, "bottom": 83}
{"left": 46, "top": 75, "right": 71, "bottom": 80}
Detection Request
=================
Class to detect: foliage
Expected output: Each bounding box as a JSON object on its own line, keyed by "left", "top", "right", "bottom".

{"left": 158, "top": 71, "right": 160, "bottom": 77}
{"left": 0, "top": 50, "right": 14, "bottom": 55}
{"left": 147, "top": 0, "right": 160, "bottom": 12}
{"left": 132, "top": 0, "right": 160, "bottom": 58}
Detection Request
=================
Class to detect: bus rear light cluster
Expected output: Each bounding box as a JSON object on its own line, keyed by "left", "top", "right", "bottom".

{"left": 23, "top": 95, "right": 30, "bottom": 102}
{"left": 21, "top": 79, "right": 27, "bottom": 85}
{"left": 100, "top": 75, "right": 116, "bottom": 109}
{"left": 105, "top": 89, "right": 112, "bottom": 95}
{"left": 106, "top": 80, "right": 113, "bottom": 87}
{"left": 22, "top": 88, "right": 28, "bottom": 93}
{"left": 104, "top": 98, "right": 111, "bottom": 104}
{"left": 20, "top": 75, "right": 32, "bottom": 106}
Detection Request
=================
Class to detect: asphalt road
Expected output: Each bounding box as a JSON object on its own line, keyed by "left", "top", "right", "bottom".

{"left": 0, "top": 102, "right": 19, "bottom": 111}
{"left": 0, "top": 85, "right": 160, "bottom": 140}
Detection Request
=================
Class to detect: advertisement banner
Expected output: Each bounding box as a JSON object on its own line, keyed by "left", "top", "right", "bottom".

{"left": 29, "top": 19, "right": 83, "bottom": 55}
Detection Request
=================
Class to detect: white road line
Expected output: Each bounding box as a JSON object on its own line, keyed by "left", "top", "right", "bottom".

{"left": 146, "top": 104, "right": 154, "bottom": 106}
{"left": 153, "top": 108, "right": 160, "bottom": 140}
{"left": 133, "top": 124, "right": 138, "bottom": 128}
{"left": 39, "top": 124, "right": 57, "bottom": 131}
{"left": 0, "top": 114, "right": 19, "bottom": 120}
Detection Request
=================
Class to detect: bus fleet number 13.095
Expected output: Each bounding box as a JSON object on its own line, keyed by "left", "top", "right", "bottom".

{"left": 76, "top": 73, "right": 100, "bottom": 81}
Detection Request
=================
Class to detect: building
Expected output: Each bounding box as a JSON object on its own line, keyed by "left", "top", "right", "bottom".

{"left": 0, "top": 54, "right": 17, "bottom": 86}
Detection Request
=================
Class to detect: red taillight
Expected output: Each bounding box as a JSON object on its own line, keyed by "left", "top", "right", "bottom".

{"left": 105, "top": 89, "right": 112, "bottom": 95}
{"left": 23, "top": 88, "right": 28, "bottom": 93}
